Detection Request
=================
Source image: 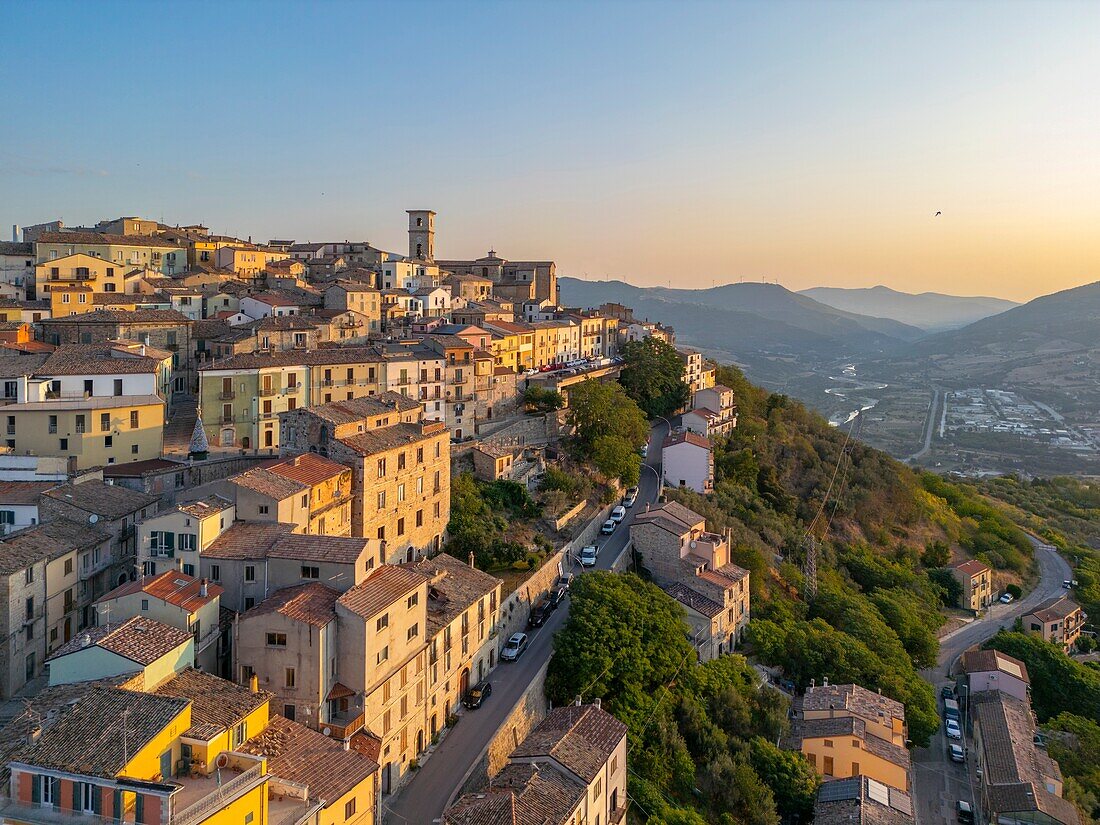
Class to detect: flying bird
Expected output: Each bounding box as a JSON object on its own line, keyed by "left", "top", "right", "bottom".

{"left": 935, "top": 211, "right": 942, "bottom": 216}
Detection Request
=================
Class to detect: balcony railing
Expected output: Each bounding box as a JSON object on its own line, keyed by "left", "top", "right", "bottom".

{"left": 173, "top": 763, "right": 265, "bottom": 825}
{"left": 220, "top": 415, "right": 235, "bottom": 424}
{"left": 219, "top": 391, "right": 235, "bottom": 400}
{"left": 325, "top": 709, "right": 364, "bottom": 740}
{"left": 259, "top": 387, "right": 276, "bottom": 397}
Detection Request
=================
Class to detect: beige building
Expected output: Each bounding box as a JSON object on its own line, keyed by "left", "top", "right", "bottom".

{"left": 630, "top": 501, "right": 749, "bottom": 660}
{"left": 445, "top": 701, "right": 628, "bottom": 825}
{"left": 1022, "top": 596, "right": 1086, "bottom": 651}
{"left": 95, "top": 570, "right": 226, "bottom": 675}
{"left": 215, "top": 244, "right": 290, "bottom": 277}
{"left": 678, "top": 348, "right": 715, "bottom": 394}
{"left": 279, "top": 393, "right": 450, "bottom": 564}
{"left": 788, "top": 682, "right": 910, "bottom": 792}
{"left": 951, "top": 559, "right": 993, "bottom": 612}
{"left": 0, "top": 518, "right": 114, "bottom": 697}
{"left": 33, "top": 252, "right": 137, "bottom": 300}
{"left": 960, "top": 648, "right": 1030, "bottom": 703}
{"left": 229, "top": 452, "right": 353, "bottom": 536}
{"left": 684, "top": 384, "right": 738, "bottom": 438}
{"left": 34, "top": 231, "right": 185, "bottom": 278}
{"left": 137, "top": 494, "right": 236, "bottom": 579}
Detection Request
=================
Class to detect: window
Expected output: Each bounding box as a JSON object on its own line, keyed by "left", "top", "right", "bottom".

{"left": 301, "top": 565, "right": 319, "bottom": 580}
{"left": 285, "top": 667, "right": 296, "bottom": 688}
{"left": 377, "top": 646, "right": 389, "bottom": 664}
{"left": 100, "top": 413, "right": 110, "bottom": 431}
{"left": 407, "top": 592, "right": 419, "bottom": 609}
{"left": 300, "top": 493, "right": 308, "bottom": 507}
{"left": 267, "top": 632, "right": 287, "bottom": 647}
{"left": 25, "top": 596, "right": 33, "bottom": 621}
{"left": 245, "top": 565, "right": 256, "bottom": 582}
{"left": 407, "top": 623, "right": 419, "bottom": 641}
{"left": 64, "top": 558, "right": 73, "bottom": 575}
{"left": 377, "top": 491, "right": 385, "bottom": 509}
{"left": 397, "top": 517, "right": 405, "bottom": 536}
{"left": 416, "top": 446, "right": 423, "bottom": 464}
{"left": 376, "top": 614, "right": 389, "bottom": 631}
{"left": 113, "top": 379, "right": 123, "bottom": 396}
{"left": 141, "top": 598, "right": 149, "bottom": 611}
{"left": 398, "top": 452, "right": 406, "bottom": 470}
{"left": 345, "top": 798, "right": 357, "bottom": 819}
{"left": 210, "top": 564, "right": 221, "bottom": 581}
{"left": 232, "top": 721, "right": 247, "bottom": 748}
{"left": 397, "top": 483, "right": 405, "bottom": 503}
{"left": 48, "top": 414, "right": 57, "bottom": 434}
{"left": 258, "top": 504, "right": 269, "bottom": 515}
{"left": 104, "top": 436, "right": 112, "bottom": 448}
{"left": 416, "top": 509, "right": 423, "bottom": 528}
{"left": 377, "top": 458, "right": 386, "bottom": 478}
{"left": 244, "top": 597, "right": 255, "bottom": 609}
{"left": 59, "top": 438, "right": 68, "bottom": 451}
{"left": 130, "top": 410, "right": 138, "bottom": 428}
{"left": 23, "top": 565, "right": 32, "bottom": 584}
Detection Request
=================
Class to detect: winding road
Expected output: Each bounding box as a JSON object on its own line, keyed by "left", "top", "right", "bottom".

{"left": 383, "top": 420, "right": 669, "bottom": 824}
{"left": 908, "top": 386, "right": 940, "bottom": 463}
{"left": 911, "top": 537, "right": 1071, "bottom": 825}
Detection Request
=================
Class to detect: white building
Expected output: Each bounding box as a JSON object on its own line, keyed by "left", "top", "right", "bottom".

{"left": 662, "top": 429, "right": 713, "bottom": 493}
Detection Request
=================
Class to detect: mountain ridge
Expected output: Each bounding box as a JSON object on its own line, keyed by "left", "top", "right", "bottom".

{"left": 800, "top": 285, "right": 1018, "bottom": 332}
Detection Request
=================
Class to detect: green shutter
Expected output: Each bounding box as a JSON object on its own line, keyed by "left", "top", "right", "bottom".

{"left": 31, "top": 774, "right": 40, "bottom": 804}
{"left": 135, "top": 793, "right": 145, "bottom": 824}
{"left": 92, "top": 785, "right": 101, "bottom": 815}
{"left": 51, "top": 778, "right": 60, "bottom": 807}
{"left": 113, "top": 789, "right": 121, "bottom": 821}
{"left": 72, "top": 781, "right": 80, "bottom": 811}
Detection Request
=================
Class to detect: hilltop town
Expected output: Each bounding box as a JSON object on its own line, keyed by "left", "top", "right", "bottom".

{"left": 0, "top": 212, "right": 1090, "bottom": 825}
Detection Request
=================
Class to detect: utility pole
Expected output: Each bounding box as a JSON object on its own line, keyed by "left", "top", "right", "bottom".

{"left": 803, "top": 535, "right": 817, "bottom": 602}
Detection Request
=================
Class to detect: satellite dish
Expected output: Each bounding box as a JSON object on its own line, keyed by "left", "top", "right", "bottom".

{"left": 89, "top": 514, "right": 99, "bottom": 524}
{"left": 215, "top": 753, "right": 229, "bottom": 768}
{"left": 689, "top": 540, "right": 697, "bottom": 549}
{"left": 322, "top": 726, "right": 332, "bottom": 736}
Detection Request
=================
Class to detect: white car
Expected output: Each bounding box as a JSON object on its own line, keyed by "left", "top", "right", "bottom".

{"left": 623, "top": 487, "right": 639, "bottom": 508}
{"left": 949, "top": 743, "right": 965, "bottom": 763}
{"left": 610, "top": 505, "right": 627, "bottom": 523}
{"left": 999, "top": 592, "right": 1014, "bottom": 604}
{"left": 500, "top": 633, "right": 529, "bottom": 662}
{"left": 579, "top": 545, "right": 598, "bottom": 567}
{"left": 600, "top": 519, "right": 616, "bottom": 535}
{"left": 946, "top": 719, "right": 962, "bottom": 740}
{"left": 640, "top": 444, "right": 649, "bottom": 458}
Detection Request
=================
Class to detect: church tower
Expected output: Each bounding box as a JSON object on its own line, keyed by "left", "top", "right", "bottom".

{"left": 407, "top": 210, "right": 436, "bottom": 261}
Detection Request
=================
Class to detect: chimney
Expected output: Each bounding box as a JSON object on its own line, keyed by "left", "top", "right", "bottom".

{"left": 342, "top": 739, "right": 351, "bottom": 751}
{"left": 249, "top": 674, "right": 259, "bottom": 693}
{"left": 199, "top": 579, "right": 208, "bottom": 598}
{"left": 12, "top": 225, "right": 17, "bottom": 243}
{"left": 80, "top": 633, "right": 92, "bottom": 648}
{"left": 468, "top": 552, "right": 475, "bottom": 569}
{"left": 823, "top": 676, "right": 829, "bottom": 687}
{"left": 27, "top": 726, "right": 42, "bottom": 746}
{"left": 594, "top": 698, "right": 601, "bottom": 709}
{"left": 574, "top": 695, "right": 582, "bottom": 707}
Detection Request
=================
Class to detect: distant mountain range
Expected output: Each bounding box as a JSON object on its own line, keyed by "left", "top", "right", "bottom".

{"left": 559, "top": 278, "right": 923, "bottom": 374}
{"left": 799, "top": 285, "right": 1018, "bottom": 332}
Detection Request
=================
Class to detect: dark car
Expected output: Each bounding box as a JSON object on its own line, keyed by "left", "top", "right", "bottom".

{"left": 554, "top": 571, "right": 575, "bottom": 592}
{"left": 548, "top": 584, "right": 568, "bottom": 609}
{"left": 528, "top": 598, "right": 552, "bottom": 628}
{"left": 941, "top": 685, "right": 955, "bottom": 700}
{"left": 463, "top": 680, "right": 492, "bottom": 709}
{"left": 956, "top": 801, "right": 974, "bottom": 824}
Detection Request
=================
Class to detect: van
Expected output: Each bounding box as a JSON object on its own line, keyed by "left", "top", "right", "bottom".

{"left": 944, "top": 697, "right": 960, "bottom": 722}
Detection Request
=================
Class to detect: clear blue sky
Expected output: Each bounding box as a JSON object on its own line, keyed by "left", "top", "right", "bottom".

{"left": 4, "top": 0, "right": 1099, "bottom": 300}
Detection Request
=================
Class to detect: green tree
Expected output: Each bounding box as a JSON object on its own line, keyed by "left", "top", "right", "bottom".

{"left": 618, "top": 337, "right": 691, "bottom": 419}
{"left": 523, "top": 384, "right": 564, "bottom": 412}
{"left": 922, "top": 540, "right": 951, "bottom": 568}
{"left": 985, "top": 631, "right": 1100, "bottom": 722}
{"left": 592, "top": 434, "right": 642, "bottom": 486}
{"left": 566, "top": 379, "right": 649, "bottom": 458}
{"left": 749, "top": 737, "right": 820, "bottom": 822}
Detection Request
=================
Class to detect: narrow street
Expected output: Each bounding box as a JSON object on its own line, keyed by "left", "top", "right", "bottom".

{"left": 383, "top": 421, "right": 669, "bottom": 824}
{"left": 911, "top": 537, "right": 1071, "bottom": 824}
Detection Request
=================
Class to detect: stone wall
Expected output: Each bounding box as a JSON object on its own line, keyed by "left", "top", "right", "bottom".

{"left": 458, "top": 661, "right": 550, "bottom": 797}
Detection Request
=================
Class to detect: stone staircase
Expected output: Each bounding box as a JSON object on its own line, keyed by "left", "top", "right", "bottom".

{"left": 164, "top": 395, "right": 199, "bottom": 456}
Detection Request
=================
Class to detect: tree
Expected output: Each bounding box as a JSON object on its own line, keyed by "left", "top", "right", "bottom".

{"left": 567, "top": 379, "right": 649, "bottom": 459}
{"left": 985, "top": 630, "right": 1100, "bottom": 722}
{"left": 592, "top": 435, "right": 641, "bottom": 486}
{"left": 523, "top": 384, "right": 564, "bottom": 412}
{"left": 619, "top": 337, "right": 691, "bottom": 419}
{"left": 749, "top": 737, "right": 820, "bottom": 822}
{"left": 928, "top": 567, "right": 964, "bottom": 608}
{"left": 922, "top": 540, "right": 951, "bottom": 568}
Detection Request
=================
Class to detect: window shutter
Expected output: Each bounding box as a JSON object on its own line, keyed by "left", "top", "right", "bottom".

{"left": 135, "top": 793, "right": 145, "bottom": 824}
{"left": 72, "top": 781, "right": 80, "bottom": 811}
{"left": 92, "top": 786, "right": 102, "bottom": 814}
{"left": 51, "top": 778, "right": 60, "bottom": 806}
{"left": 166, "top": 532, "right": 175, "bottom": 557}
{"left": 31, "top": 774, "right": 40, "bottom": 804}
{"left": 113, "top": 789, "right": 121, "bottom": 818}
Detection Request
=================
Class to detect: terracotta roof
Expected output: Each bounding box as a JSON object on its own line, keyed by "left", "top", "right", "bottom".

{"left": 299, "top": 391, "right": 420, "bottom": 425}
{"left": 630, "top": 500, "right": 706, "bottom": 536}
{"left": 155, "top": 667, "right": 271, "bottom": 733}
{"left": 0, "top": 517, "right": 110, "bottom": 574}
{"left": 952, "top": 559, "right": 991, "bottom": 576}
{"left": 268, "top": 534, "right": 371, "bottom": 564}
{"left": 0, "top": 480, "right": 57, "bottom": 505}
{"left": 265, "top": 452, "right": 349, "bottom": 487}
{"left": 244, "top": 315, "right": 319, "bottom": 332}
{"left": 510, "top": 703, "right": 627, "bottom": 783}
{"left": 229, "top": 465, "right": 309, "bottom": 500}
{"left": 241, "top": 714, "right": 378, "bottom": 803}
{"left": 48, "top": 616, "right": 192, "bottom": 666}
{"left": 200, "top": 345, "right": 384, "bottom": 371}
{"left": 97, "top": 570, "right": 222, "bottom": 613}
{"left": 961, "top": 649, "right": 1030, "bottom": 683}
{"left": 340, "top": 421, "right": 441, "bottom": 456}
{"left": 4, "top": 686, "right": 188, "bottom": 779}
{"left": 43, "top": 479, "right": 158, "bottom": 518}
{"left": 444, "top": 761, "right": 585, "bottom": 825}
{"left": 802, "top": 683, "right": 906, "bottom": 725}
{"left": 662, "top": 581, "right": 723, "bottom": 618}
{"left": 407, "top": 553, "right": 502, "bottom": 636}
{"left": 349, "top": 730, "right": 382, "bottom": 763}
{"left": 38, "top": 308, "right": 192, "bottom": 325}
{"left": 243, "top": 583, "right": 339, "bottom": 628}
{"left": 35, "top": 231, "right": 183, "bottom": 248}
{"left": 338, "top": 565, "right": 426, "bottom": 619}
{"left": 178, "top": 494, "right": 234, "bottom": 519}
{"left": 1025, "top": 596, "right": 1082, "bottom": 623}
{"left": 202, "top": 521, "right": 299, "bottom": 559}
{"left": 663, "top": 429, "right": 712, "bottom": 450}
{"left": 795, "top": 716, "right": 911, "bottom": 770}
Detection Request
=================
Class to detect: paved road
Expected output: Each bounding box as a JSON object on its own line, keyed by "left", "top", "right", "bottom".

{"left": 911, "top": 537, "right": 1070, "bottom": 824}
{"left": 908, "top": 387, "right": 940, "bottom": 463}
{"left": 384, "top": 421, "right": 669, "bottom": 824}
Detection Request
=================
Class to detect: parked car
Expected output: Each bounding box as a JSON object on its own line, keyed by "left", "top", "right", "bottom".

{"left": 528, "top": 597, "right": 552, "bottom": 628}
{"left": 999, "top": 592, "right": 1014, "bottom": 604}
{"left": 600, "top": 519, "right": 616, "bottom": 535}
{"left": 623, "top": 487, "right": 639, "bottom": 508}
{"left": 941, "top": 685, "right": 955, "bottom": 700}
{"left": 555, "top": 571, "right": 575, "bottom": 592}
{"left": 946, "top": 719, "right": 962, "bottom": 740}
{"left": 640, "top": 444, "right": 649, "bottom": 458}
{"left": 580, "top": 545, "right": 599, "bottom": 566}
{"left": 463, "top": 680, "right": 493, "bottom": 709}
{"left": 501, "top": 633, "right": 529, "bottom": 661}
{"left": 944, "top": 697, "right": 960, "bottom": 723}
{"left": 949, "top": 743, "right": 965, "bottom": 763}
{"left": 956, "top": 800, "right": 974, "bottom": 824}
{"left": 1063, "top": 580, "right": 1073, "bottom": 589}
{"left": 610, "top": 505, "right": 627, "bottom": 523}
{"left": 548, "top": 584, "right": 568, "bottom": 609}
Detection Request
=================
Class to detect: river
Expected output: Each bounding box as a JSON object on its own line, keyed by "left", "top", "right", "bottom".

{"left": 824, "top": 364, "right": 887, "bottom": 427}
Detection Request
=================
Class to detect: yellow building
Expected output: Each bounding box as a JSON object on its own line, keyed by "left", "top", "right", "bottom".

{"left": 229, "top": 452, "right": 353, "bottom": 536}
{"left": 3, "top": 395, "right": 165, "bottom": 469}
{"left": 484, "top": 320, "right": 535, "bottom": 373}
{"left": 792, "top": 683, "right": 910, "bottom": 792}
{"left": 216, "top": 245, "right": 290, "bottom": 278}
{"left": 1023, "top": 596, "right": 1087, "bottom": 652}
{"left": 34, "top": 231, "right": 185, "bottom": 278}
{"left": 951, "top": 559, "right": 993, "bottom": 613}
{"left": 34, "top": 251, "right": 134, "bottom": 300}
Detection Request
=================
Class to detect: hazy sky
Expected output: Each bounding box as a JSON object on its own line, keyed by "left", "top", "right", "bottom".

{"left": 3, "top": 1, "right": 1099, "bottom": 301}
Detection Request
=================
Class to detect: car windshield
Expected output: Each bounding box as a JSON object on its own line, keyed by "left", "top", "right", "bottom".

{"left": 470, "top": 688, "right": 483, "bottom": 697}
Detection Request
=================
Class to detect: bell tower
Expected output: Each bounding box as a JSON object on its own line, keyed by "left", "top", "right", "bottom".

{"left": 406, "top": 210, "right": 436, "bottom": 261}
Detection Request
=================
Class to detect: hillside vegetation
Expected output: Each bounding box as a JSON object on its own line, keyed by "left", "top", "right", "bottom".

{"left": 547, "top": 362, "right": 1042, "bottom": 823}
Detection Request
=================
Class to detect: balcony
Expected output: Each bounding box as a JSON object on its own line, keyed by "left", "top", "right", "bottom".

{"left": 259, "top": 386, "right": 277, "bottom": 397}
{"left": 220, "top": 414, "right": 235, "bottom": 424}
{"left": 324, "top": 708, "right": 364, "bottom": 740}
{"left": 172, "top": 761, "right": 266, "bottom": 825}
{"left": 219, "top": 391, "right": 235, "bottom": 400}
